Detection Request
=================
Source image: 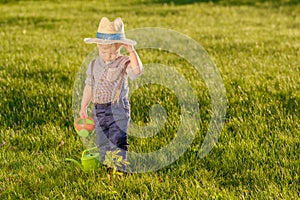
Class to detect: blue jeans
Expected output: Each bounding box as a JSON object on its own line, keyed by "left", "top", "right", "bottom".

{"left": 93, "top": 99, "right": 130, "bottom": 165}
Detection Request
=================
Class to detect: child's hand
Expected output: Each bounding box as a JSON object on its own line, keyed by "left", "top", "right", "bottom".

{"left": 79, "top": 107, "right": 88, "bottom": 119}
{"left": 122, "top": 44, "right": 135, "bottom": 53}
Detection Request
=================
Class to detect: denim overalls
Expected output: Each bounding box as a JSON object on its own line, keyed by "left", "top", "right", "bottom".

{"left": 85, "top": 56, "right": 141, "bottom": 169}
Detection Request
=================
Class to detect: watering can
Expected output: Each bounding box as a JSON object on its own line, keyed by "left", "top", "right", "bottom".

{"left": 65, "top": 147, "right": 100, "bottom": 172}
{"left": 74, "top": 117, "right": 95, "bottom": 137}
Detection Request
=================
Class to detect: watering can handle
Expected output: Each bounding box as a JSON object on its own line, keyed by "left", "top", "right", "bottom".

{"left": 82, "top": 147, "right": 99, "bottom": 157}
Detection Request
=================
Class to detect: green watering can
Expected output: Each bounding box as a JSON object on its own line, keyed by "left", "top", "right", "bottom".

{"left": 65, "top": 147, "right": 100, "bottom": 172}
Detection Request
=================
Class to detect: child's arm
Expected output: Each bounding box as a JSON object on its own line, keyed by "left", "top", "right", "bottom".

{"left": 79, "top": 85, "right": 93, "bottom": 119}
{"left": 123, "top": 44, "right": 143, "bottom": 77}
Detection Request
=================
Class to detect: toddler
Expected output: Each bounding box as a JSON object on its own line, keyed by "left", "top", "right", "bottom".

{"left": 79, "top": 17, "right": 143, "bottom": 169}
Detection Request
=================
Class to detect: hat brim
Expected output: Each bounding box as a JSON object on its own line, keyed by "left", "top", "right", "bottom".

{"left": 84, "top": 38, "right": 136, "bottom": 45}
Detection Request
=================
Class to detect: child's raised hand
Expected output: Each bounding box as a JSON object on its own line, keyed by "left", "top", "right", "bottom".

{"left": 122, "top": 44, "right": 135, "bottom": 53}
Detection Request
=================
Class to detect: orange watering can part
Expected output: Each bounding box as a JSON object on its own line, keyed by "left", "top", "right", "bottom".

{"left": 74, "top": 117, "right": 95, "bottom": 132}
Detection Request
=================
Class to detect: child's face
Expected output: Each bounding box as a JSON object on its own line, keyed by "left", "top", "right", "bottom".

{"left": 97, "top": 43, "right": 121, "bottom": 63}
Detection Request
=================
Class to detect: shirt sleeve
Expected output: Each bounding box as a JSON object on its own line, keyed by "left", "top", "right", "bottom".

{"left": 85, "top": 60, "right": 94, "bottom": 87}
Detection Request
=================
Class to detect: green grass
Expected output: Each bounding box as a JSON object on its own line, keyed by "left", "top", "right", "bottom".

{"left": 0, "top": 0, "right": 299, "bottom": 199}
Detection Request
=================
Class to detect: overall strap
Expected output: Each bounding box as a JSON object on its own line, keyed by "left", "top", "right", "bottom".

{"left": 91, "top": 59, "right": 96, "bottom": 88}
{"left": 112, "top": 61, "right": 130, "bottom": 106}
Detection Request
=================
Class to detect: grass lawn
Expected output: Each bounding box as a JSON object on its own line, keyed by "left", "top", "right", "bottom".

{"left": 0, "top": 0, "right": 299, "bottom": 199}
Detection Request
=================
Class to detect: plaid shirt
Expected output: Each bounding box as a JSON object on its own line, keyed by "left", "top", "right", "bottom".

{"left": 85, "top": 55, "right": 141, "bottom": 104}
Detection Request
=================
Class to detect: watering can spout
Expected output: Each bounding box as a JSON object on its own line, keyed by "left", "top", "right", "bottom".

{"left": 65, "top": 147, "right": 100, "bottom": 172}
{"left": 65, "top": 158, "right": 84, "bottom": 171}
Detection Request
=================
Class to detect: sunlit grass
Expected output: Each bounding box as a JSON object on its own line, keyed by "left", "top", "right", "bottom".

{"left": 0, "top": 0, "right": 299, "bottom": 199}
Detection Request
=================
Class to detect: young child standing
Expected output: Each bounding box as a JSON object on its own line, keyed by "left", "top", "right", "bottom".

{"left": 79, "top": 17, "right": 143, "bottom": 168}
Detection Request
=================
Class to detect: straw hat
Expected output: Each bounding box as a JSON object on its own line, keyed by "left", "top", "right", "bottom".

{"left": 84, "top": 17, "right": 136, "bottom": 45}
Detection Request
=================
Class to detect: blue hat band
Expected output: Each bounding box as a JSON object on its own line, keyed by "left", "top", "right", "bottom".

{"left": 96, "top": 32, "right": 124, "bottom": 40}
